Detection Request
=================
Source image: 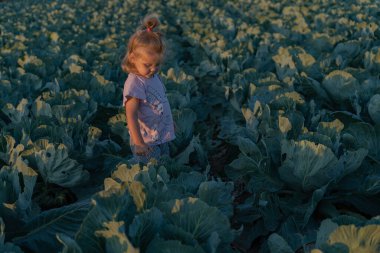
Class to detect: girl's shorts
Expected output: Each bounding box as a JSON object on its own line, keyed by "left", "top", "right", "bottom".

{"left": 129, "top": 142, "right": 169, "bottom": 164}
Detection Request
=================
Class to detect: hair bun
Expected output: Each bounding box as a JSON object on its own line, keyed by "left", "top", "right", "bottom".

{"left": 143, "top": 14, "right": 160, "bottom": 31}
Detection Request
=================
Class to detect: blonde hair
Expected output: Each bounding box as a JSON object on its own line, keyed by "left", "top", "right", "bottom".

{"left": 121, "top": 14, "right": 165, "bottom": 73}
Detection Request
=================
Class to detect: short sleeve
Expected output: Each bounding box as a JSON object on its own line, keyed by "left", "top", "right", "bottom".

{"left": 122, "top": 74, "right": 146, "bottom": 106}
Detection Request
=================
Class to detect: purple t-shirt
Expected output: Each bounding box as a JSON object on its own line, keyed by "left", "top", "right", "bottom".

{"left": 123, "top": 72, "right": 175, "bottom": 145}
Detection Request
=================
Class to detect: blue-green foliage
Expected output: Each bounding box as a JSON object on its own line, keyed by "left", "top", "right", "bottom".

{"left": 73, "top": 163, "right": 238, "bottom": 253}
{"left": 1, "top": 0, "right": 380, "bottom": 252}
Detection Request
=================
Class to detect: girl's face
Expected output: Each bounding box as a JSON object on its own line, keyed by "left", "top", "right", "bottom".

{"left": 131, "top": 48, "right": 161, "bottom": 78}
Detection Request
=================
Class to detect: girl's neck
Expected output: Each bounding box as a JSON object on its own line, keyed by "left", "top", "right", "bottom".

{"left": 133, "top": 72, "right": 156, "bottom": 79}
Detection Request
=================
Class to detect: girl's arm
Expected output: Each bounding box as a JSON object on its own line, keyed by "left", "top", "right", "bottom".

{"left": 125, "top": 97, "right": 150, "bottom": 155}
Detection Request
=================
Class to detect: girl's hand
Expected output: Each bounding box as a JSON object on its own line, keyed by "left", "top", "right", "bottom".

{"left": 134, "top": 143, "right": 151, "bottom": 156}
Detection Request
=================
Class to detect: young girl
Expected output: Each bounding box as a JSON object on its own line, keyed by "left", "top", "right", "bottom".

{"left": 121, "top": 14, "right": 175, "bottom": 164}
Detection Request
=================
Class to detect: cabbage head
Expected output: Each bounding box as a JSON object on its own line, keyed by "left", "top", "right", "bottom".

{"left": 327, "top": 224, "right": 380, "bottom": 253}
{"left": 321, "top": 70, "right": 359, "bottom": 103}
{"left": 368, "top": 94, "right": 380, "bottom": 124}
{"left": 278, "top": 139, "right": 367, "bottom": 192}
{"left": 33, "top": 140, "right": 89, "bottom": 187}
{"left": 313, "top": 218, "right": 380, "bottom": 253}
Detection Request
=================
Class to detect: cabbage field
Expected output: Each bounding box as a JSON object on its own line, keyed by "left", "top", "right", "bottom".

{"left": 1, "top": 0, "right": 380, "bottom": 252}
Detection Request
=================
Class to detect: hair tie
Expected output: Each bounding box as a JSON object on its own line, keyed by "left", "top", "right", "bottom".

{"left": 146, "top": 27, "right": 152, "bottom": 32}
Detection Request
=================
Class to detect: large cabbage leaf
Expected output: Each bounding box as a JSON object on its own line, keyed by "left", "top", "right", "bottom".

{"left": 128, "top": 207, "right": 163, "bottom": 252}
{"left": 146, "top": 237, "right": 205, "bottom": 253}
{"left": 197, "top": 180, "right": 234, "bottom": 218}
{"left": 158, "top": 197, "right": 235, "bottom": 252}
{"left": 343, "top": 123, "right": 380, "bottom": 161}
{"left": 267, "top": 233, "right": 294, "bottom": 253}
{"left": 75, "top": 187, "right": 136, "bottom": 253}
{"left": 94, "top": 221, "right": 139, "bottom": 253}
{"left": 173, "top": 135, "right": 208, "bottom": 167}
{"left": 56, "top": 233, "right": 83, "bottom": 253}
{"left": 227, "top": 136, "right": 283, "bottom": 193}
{"left": 171, "top": 108, "right": 197, "bottom": 153}
{"left": 170, "top": 171, "right": 205, "bottom": 195}
{"left": 12, "top": 200, "right": 90, "bottom": 253}
{"left": 0, "top": 135, "right": 37, "bottom": 221}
